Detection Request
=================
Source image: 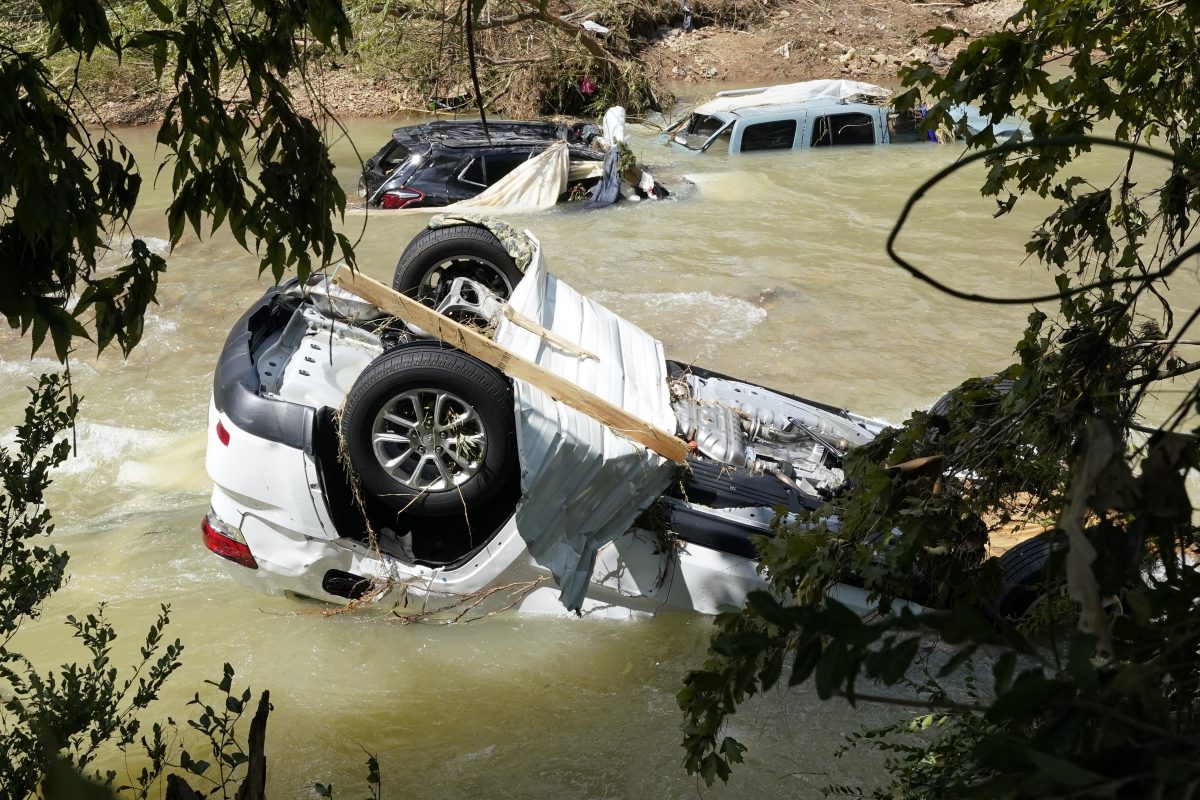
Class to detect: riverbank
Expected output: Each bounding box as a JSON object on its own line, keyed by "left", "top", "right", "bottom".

{"left": 639, "top": 0, "right": 1019, "bottom": 87}
{"left": 73, "top": 0, "right": 1021, "bottom": 126}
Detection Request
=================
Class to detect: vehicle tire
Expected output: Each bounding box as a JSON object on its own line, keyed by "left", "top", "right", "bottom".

{"left": 393, "top": 224, "right": 524, "bottom": 306}
{"left": 992, "top": 533, "right": 1057, "bottom": 618}
{"left": 930, "top": 377, "right": 1016, "bottom": 417}
{"left": 340, "top": 344, "right": 518, "bottom": 517}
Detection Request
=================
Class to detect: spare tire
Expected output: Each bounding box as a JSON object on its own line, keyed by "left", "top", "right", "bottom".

{"left": 341, "top": 343, "right": 518, "bottom": 517}
{"left": 393, "top": 225, "right": 524, "bottom": 306}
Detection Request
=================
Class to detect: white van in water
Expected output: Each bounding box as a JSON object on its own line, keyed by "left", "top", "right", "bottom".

{"left": 670, "top": 79, "right": 1027, "bottom": 154}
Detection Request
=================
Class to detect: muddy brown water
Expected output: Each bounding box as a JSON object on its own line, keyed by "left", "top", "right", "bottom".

{"left": 3, "top": 111, "right": 1197, "bottom": 797}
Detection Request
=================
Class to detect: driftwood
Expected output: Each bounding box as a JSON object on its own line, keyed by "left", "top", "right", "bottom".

{"left": 234, "top": 691, "right": 271, "bottom": 800}
{"left": 165, "top": 776, "right": 203, "bottom": 800}
{"left": 165, "top": 691, "right": 272, "bottom": 800}
{"left": 511, "top": 0, "right": 621, "bottom": 65}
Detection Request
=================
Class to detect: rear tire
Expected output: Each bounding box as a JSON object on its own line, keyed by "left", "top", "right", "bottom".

{"left": 993, "top": 533, "right": 1056, "bottom": 618}
{"left": 393, "top": 225, "right": 524, "bottom": 306}
{"left": 930, "top": 376, "right": 1015, "bottom": 417}
{"left": 341, "top": 344, "right": 518, "bottom": 518}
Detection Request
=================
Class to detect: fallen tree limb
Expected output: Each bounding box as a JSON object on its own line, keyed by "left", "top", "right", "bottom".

{"left": 511, "top": 0, "right": 622, "bottom": 65}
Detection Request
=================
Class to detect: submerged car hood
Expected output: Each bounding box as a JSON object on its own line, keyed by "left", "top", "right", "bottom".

{"left": 493, "top": 240, "right": 679, "bottom": 610}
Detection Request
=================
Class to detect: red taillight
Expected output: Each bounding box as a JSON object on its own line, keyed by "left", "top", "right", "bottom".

{"left": 201, "top": 513, "right": 258, "bottom": 569}
{"left": 216, "top": 420, "right": 230, "bottom": 446}
{"left": 379, "top": 187, "right": 425, "bottom": 209}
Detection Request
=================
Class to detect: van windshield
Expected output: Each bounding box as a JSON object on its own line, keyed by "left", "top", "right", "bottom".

{"left": 673, "top": 114, "right": 732, "bottom": 151}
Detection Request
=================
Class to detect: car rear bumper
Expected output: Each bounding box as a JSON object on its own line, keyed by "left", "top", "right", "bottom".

{"left": 212, "top": 284, "right": 314, "bottom": 452}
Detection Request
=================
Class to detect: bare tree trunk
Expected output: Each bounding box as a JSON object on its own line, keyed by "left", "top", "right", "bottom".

{"left": 235, "top": 691, "right": 271, "bottom": 800}
{"left": 165, "top": 690, "right": 271, "bottom": 800}
{"left": 165, "top": 775, "right": 204, "bottom": 800}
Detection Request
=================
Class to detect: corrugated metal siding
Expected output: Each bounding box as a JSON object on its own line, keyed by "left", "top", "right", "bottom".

{"left": 493, "top": 243, "right": 681, "bottom": 610}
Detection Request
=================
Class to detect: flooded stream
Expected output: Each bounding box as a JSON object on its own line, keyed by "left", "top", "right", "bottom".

{"left": 4, "top": 106, "right": 1197, "bottom": 797}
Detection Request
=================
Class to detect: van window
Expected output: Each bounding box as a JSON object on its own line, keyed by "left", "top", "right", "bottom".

{"left": 810, "top": 113, "right": 876, "bottom": 147}
{"left": 687, "top": 114, "right": 725, "bottom": 137}
{"left": 676, "top": 114, "right": 732, "bottom": 152}
{"left": 702, "top": 128, "right": 731, "bottom": 154}
{"left": 889, "top": 111, "right": 928, "bottom": 144}
{"left": 740, "top": 120, "right": 797, "bottom": 151}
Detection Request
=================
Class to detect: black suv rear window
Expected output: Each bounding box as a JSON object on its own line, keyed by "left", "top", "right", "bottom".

{"left": 460, "top": 150, "right": 535, "bottom": 187}
{"left": 484, "top": 152, "right": 532, "bottom": 184}
{"left": 380, "top": 141, "right": 410, "bottom": 170}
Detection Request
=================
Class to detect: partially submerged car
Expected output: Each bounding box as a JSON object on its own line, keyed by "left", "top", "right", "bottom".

{"left": 202, "top": 218, "right": 899, "bottom": 617}
{"left": 359, "top": 115, "right": 673, "bottom": 212}
{"left": 360, "top": 120, "right": 604, "bottom": 208}
{"left": 670, "top": 79, "right": 1027, "bottom": 154}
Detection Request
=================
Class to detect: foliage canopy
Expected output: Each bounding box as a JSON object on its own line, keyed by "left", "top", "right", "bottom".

{"left": 2, "top": 1, "right": 356, "bottom": 794}
{"left": 2, "top": 0, "right": 356, "bottom": 363}
{"left": 680, "top": 2, "right": 1200, "bottom": 797}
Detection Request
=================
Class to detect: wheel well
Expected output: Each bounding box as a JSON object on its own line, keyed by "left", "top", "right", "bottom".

{"left": 310, "top": 406, "right": 520, "bottom": 568}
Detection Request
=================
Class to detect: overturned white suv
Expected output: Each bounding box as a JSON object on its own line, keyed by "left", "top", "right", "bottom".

{"left": 202, "top": 218, "right": 896, "bottom": 618}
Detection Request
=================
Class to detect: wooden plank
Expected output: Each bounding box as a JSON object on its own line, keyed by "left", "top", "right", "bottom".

{"left": 333, "top": 269, "right": 689, "bottom": 464}
{"left": 501, "top": 304, "right": 599, "bottom": 361}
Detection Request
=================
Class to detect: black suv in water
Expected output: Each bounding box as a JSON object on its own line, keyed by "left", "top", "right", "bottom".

{"left": 360, "top": 120, "right": 602, "bottom": 209}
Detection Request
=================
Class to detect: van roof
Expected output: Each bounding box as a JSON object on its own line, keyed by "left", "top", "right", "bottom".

{"left": 707, "top": 100, "right": 888, "bottom": 122}
{"left": 692, "top": 79, "right": 891, "bottom": 116}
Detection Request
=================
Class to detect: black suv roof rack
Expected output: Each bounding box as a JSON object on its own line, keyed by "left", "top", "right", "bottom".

{"left": 392, "top": 120, "right": 566, "bottom": 149}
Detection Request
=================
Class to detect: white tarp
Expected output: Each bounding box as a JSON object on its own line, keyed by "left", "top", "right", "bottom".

{"left": 408, "top": 141, "right": 604, "bottom": 213}
{"left": 602, "top": 106, "right": 626, "bottom": 144}
{"left": 693, "top": 79, "right": 891, "bottom": 116}
{"left": 493, "top": 240, "right": 680, "bottom": 610}
{"left": 445, "top": 140, "right": 570, "bottom": 212}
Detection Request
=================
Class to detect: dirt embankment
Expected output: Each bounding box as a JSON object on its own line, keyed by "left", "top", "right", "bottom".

{"left": 86, "top": 0, "right": 1020, "bottom": 126}
{"left": 639, "top": 0, "right": 1020, "bottom": 88}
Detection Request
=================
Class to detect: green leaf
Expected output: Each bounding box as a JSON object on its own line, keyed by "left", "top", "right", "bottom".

{"left": 746, "top": 590, "right": 794, "bottom": 628}
{"left": 987, "top": 672, "right": 1056, "bottom": 722}
{"left": 878, "top": 637, "right": 920, "bottom": 685}
{"left": 146, "top": 0, "right": 173, "bottom": 22}
{"left": 815, "top": 641, "right": 848, "bottom": 699}
{"left": 153, "top": 39, "right": 168, "bottom": 77}
{"left": 789, "top": 638, "right": 822, "bottom": 686}
{"left": 719, "top": 737, "right": 746, "bottom": 765}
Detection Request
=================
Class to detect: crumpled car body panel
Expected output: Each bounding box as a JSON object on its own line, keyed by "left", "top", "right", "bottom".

{"left": 494, "top": 238, "right": 681, "bottom": 610}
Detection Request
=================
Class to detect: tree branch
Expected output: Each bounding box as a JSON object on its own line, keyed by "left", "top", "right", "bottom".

{"left": 1121, "top": 358, "right": 1200, "bottom": 388}
{"left": 510, "top": 0, "right": 621, "bottom": 65}
{"left": 836, "top": 691, "right": 985, "bottom": 713}
{"left": 475, "top": 10, "right": 539, "bottom": 29}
